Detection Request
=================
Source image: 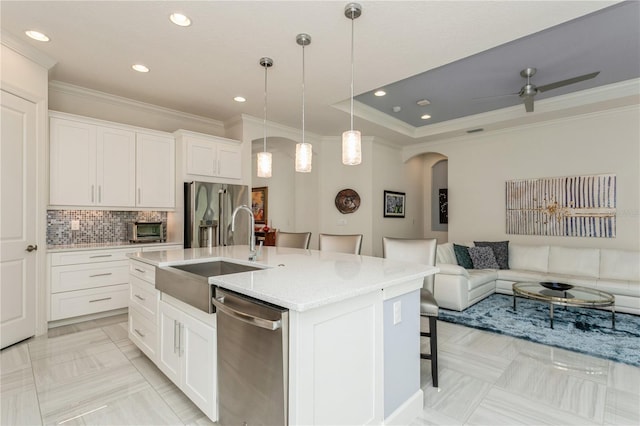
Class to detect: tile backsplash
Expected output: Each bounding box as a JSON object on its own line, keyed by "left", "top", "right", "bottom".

{"left": 47, "top": 210, "right": 167, "bottom": 245}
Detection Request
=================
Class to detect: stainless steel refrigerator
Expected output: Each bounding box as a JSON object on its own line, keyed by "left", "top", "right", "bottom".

{"left": 184, "top": 181, "right": 250, "bottom": 248}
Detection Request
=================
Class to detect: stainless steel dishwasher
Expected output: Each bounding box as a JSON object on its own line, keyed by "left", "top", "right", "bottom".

{"left": 212, "top": 288, "right": 289, "bottom": 426}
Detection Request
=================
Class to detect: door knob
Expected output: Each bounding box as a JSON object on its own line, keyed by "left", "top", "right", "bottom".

{"left": 26, "top": 244, "right": 38, "bottom": 252}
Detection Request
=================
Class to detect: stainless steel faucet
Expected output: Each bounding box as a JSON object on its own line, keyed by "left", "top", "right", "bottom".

{"left": 231, "top": 205, "right": 256, "bottom": 260}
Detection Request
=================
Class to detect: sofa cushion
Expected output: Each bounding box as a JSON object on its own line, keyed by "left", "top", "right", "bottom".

{"left": 596, "top": 279, "right": 640, "bottom": 298}
{"left": 454, "top": 244, "right": 474, "bottom": 269}
{"left": 436, "top": 242, "right": 457, "bottom": 265}
{"left": 468, "top": 246, "right": 499, "bottom": 269}
{"left": 475, "top": 241, "right": 509, "bottom": 269}
{"left": 467, "top": 269, "right": 499, "bottom": 289}
{"left": 509, "top": 244, "right": 549, "bottom": 272}
{"left": 599, "top": 249, "right": 640, "bottom": 281}
{"left": 548, "top": 246, "right": 600, "bottom": 278}
{"left": 497, "top": 269, "right": 551, "bottom": 283}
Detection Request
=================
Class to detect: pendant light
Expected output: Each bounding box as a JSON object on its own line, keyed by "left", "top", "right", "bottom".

{"left": 257, "top": 57, "right": 273, "bottom": 178}
{"left": 342, "top": 3, "right": 362, "bottom": 166}
{"left": 295, "top": 33, "right": 312, "bottom": 173}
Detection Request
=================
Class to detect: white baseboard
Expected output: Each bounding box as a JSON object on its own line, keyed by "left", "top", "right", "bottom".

{"left": 384, "top": 389, "right": 424, "bottom": 425}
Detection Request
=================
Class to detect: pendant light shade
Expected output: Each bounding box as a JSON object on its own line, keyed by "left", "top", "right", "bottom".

{"left": 257, "top": 151, "right": 272, "bottom": 178}
{"left": 342, "top": 3, "right": 362, "bottom": 166}
{"left": 257, "top": 57, "right": 273, "bottom": 178}
{"left": 295, "top": 33, "right": 312, "bottom": 173}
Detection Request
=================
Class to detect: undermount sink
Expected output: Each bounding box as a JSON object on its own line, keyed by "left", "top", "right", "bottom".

{"left": 171, "top": 260, "right": 263, "bottom": 277}
{"left": 156, "top": 260, "right": 265, "bottom": 313}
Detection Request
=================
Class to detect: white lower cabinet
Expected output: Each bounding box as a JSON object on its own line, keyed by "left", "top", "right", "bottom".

{"left": 158, "top": 298, "right": 217, "bottom": 421}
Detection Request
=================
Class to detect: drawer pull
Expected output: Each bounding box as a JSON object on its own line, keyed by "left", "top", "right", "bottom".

{"left": 90, "top": 254, "right": 112, "bottom": 259}
{"left": 134, "top": 328, "right": 146, "bottom": 338}
{"left": 89, "top": 297, "right": 112, "bottom": 303}
{"left": 134, "top": 294, "right": 146, "bottom": 301}
{"left": 89, "top": 273, "right": 112, "bottom": 278}
{"left": 134, "top": 268, "right": 146, "bottom": 273}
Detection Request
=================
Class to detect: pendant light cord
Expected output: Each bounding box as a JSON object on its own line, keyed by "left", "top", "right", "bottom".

{"left": 263, "top": 63, "right": 267, "bottom": 153}
{"left": 349, "top": 8, "right": 355, "bottom": 132}
{"left": 302, "top": 43, "right": 306, "bottom": 144}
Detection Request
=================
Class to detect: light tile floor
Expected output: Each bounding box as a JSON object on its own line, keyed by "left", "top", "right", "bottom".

{"left": 1, "top": 315, "right": 639, "bottom": 425}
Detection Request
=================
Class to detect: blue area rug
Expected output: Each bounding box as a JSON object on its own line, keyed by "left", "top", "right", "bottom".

{"left": 438, "top": 293, "right": 640, "bottom": 367}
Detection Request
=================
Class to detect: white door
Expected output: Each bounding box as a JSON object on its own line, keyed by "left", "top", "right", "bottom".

{"left": 1, "top": 90, "right": 37, "bottom": 349}
{"left": 136, "top": 133, "right": 175, "bottom": 208}
{"left": 157, "top": 300, "right": 181, "bottom": 384}
{"left": 181, "top": 313, "right": 217, "bottom": 419}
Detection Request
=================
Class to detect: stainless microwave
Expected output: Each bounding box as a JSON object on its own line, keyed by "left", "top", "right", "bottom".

{"left": 128, "top": 221, "right": 165, "bottom": 243}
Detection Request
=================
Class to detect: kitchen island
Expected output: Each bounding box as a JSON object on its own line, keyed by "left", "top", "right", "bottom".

{"left": 129, "top": 245, "right": 437, "bottom": 425}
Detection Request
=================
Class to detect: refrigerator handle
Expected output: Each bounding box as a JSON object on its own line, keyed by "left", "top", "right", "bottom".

{"left": 219, "top": 189, "right": 225, "bottom": 246}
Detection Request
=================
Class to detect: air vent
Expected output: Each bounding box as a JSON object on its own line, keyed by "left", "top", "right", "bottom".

{"left": 466, "top": 128, "right": 484, "bottom": 134}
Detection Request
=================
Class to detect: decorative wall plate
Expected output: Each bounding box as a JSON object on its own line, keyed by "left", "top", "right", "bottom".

{"left": 335, "top": 189, "right": 360, "bottom": 214}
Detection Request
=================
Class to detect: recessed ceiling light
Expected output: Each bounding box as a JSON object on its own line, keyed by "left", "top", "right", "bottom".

{"left": 421, "top": 114, "right": 431, "bottom": 120}
{"left": 416, "top": 99, "right": 431, "bottom": 106}
{"left": 233, "top": 96, "right": 246, "bottom": 103}
{"left": 132, "top": 64, "right": 149, "bottom": 73}
{"left": 25, "top": 30, "right": 50, "bottom": 42}
{"left": 374, "top": 90, "right": 386, "bottom": 97}
{"left": 169, "top": 13, "right": 191, "bottom": 27}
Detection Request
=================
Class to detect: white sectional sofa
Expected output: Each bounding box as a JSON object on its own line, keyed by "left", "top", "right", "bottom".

{"left": 434, "top": 242, "right": 640, "bottom": 315}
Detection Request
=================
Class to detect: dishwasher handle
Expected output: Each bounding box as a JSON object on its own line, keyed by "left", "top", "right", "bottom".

{"left": 212, "top": 296, "right": 282, "bottom": 331}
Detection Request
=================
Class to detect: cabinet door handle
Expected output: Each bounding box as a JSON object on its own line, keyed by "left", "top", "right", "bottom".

{"left": 89, "top": 272, "right": 112, "bottom": 278}
{"left": 173, "top": 319, "right": 179, "bottom": 354}
{"left": 134, "top": 268, "right": 146, "bottom": 273}
{"left": 134, "top": 294, "right": 145, "bottom": 301}
{"left": 89, "top": 297, "right": 112, "bottom": 303}
{"left": 138, "top": 188, "right": 141, "bottom": 203}
{"left": 98, "top": 185, "right": 102, "bottom": 203}
{"left": 90, "top": 254, "right": 112, "bottom": 259}
{"left": 91, "top": 185, "right": 95, "bottom": 203}
{"left": 134, "top": 328, "right": 145, "bottom": 338}
{"left": 179, "top": 323, "right": 184, "bottom": 356}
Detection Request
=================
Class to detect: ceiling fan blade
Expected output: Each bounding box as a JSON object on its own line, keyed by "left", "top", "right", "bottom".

{"left": 523, "top": 96, "right": 534, "bottom": 112}
{"left": 536, "top": 71, "right": 600, "bottom": 93}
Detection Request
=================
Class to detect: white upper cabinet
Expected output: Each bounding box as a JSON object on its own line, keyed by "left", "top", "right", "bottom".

{"left": 49, "top": 112, "right": 175, "bottom": 209}
{"left": 50, "top": 116, "right": 135, "bottom": 207}
{"left": 136, "top": 132, "right": 175, "bottom": 208}
{"left": 177, "top": 131, "right": 242, "bottom": 182}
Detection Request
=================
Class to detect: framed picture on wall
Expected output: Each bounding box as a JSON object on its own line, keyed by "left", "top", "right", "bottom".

{"left": 251, "top": 186, "right": 268, "bottom": 224}
{"left": 384, "top": 190, "right": 405, "bottom": 218}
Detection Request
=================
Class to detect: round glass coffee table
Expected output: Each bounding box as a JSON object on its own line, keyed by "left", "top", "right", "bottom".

{"left": 512, "top": 282, "right": 615, "bottom": 329}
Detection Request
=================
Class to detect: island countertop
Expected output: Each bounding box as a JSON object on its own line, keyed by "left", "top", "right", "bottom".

{"left": 129, "top": 245, "right": 438, "bottom": 312}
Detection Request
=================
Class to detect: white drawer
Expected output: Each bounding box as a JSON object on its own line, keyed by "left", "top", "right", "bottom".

{"left": 51, "top": 247, "right": 140, "bottom": 266}
{"left": 130, "top": 259, "right": 155, "bottom": 283}
{"left": 129, "top": 307, "right": 157, "bottom": 361}
{"left": 130, "top": 276, "right": 158, "bottom": 320}
{"left": 51, "top": 261, "right": 129, "bottom": 293}
{"left": 50, "top": 284, "right": 129, "bottom": 321}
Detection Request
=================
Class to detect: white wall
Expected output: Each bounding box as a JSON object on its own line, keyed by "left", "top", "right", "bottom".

{"left": 318, "top": 137, "right": 374, "bottom": 255}
{"left": 416, "top": 105, "right": 640, "bottom": 250}
{"left": 371, "top": 143, "right": 424, "bottom": 257}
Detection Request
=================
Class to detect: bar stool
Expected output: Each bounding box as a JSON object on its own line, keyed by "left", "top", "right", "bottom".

{"left": 318, "top": 233, "right": 363, "bottom": 255}
{"left": 275, "top": 231, "right": 312, "bottom": 249}
{"left": 382, "top": 237, "right": 439, "bottom": 387}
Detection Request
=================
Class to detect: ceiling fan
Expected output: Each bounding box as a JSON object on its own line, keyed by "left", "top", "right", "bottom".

{"left": 489, "top": 67, "right": 600, "bottom": 112}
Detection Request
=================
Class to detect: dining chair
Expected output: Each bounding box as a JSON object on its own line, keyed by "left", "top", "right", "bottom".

{"left": 318, "top": 233, "right": 363, "bottom": 255}
{"left": 382, "top": 237, "right": 439, "bottom": 387}
{"left": 275, "top": 231, "right": 312, "bottom": 249}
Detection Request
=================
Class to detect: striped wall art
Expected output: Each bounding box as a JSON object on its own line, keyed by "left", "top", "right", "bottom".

{"left": 506, "top": 174, "right": 616, "bottom": 238}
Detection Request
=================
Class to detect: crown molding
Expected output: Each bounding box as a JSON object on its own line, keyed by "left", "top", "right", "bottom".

{"left": 402, "top": 101, "right": 640, "bottom": 162}
{"left": 1, "top": 30, "right": 56, "bottom": 69}
{"left": 49, "top": 80, "right": 225, "bottom": 130}
{"left": 332, "top": 99, "right": 416, "bottom": 137}
{"left": 229, "top": 113, "right": 322, "bottom": 143}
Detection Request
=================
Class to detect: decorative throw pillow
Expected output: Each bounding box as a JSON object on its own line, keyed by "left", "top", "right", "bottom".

{"left": 468, "top": 246, "right": 500, "bottom": 269}
{"left": 453, "top": 244, "right": 474, "bottom": 269}
{"left": 474, "top": 241, "right": 509, "bottom": 269}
